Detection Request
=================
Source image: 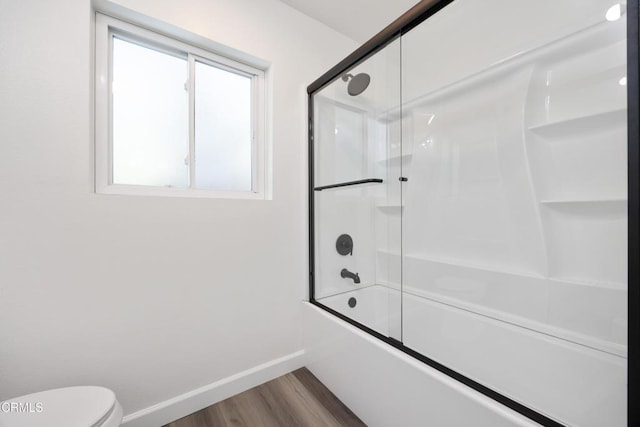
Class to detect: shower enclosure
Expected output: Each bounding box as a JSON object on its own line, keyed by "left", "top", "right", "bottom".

{"left": 308, "top": 1, "right": 638, "bottom": 426}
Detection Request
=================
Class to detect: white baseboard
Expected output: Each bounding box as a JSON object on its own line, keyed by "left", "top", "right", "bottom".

{"left": 121, "top": 350, "right": 306, "bottom": 427}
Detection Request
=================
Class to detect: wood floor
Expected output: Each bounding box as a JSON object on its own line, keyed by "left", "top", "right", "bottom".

{"left": 164, "top": 368, "right": 366, "bottom": 427}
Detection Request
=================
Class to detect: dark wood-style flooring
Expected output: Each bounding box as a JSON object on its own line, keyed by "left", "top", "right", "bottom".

{"left": 164, "top": 368, "right": 366, "bottom": 427}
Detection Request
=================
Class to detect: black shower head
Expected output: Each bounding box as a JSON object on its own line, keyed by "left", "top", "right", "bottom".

{"left": 341, "top": 73, "right": 370, "bottom": 96}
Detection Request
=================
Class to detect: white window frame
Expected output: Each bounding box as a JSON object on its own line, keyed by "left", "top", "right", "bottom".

{"left": 95, "top": 12, "right": 269, "bottom": 199}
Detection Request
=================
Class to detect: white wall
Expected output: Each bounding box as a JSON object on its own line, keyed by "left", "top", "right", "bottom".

{"left": 0, "top": 0, "right": 355, "bottom": 418}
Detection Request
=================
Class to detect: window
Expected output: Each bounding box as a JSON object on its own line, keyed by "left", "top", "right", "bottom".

{"left": 95, "top": 13, "right": 269, "bottom": 199}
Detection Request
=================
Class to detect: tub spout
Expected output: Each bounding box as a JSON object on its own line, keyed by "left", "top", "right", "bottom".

{"left": 341, "top": 268, "right": 360, "bottom": 284}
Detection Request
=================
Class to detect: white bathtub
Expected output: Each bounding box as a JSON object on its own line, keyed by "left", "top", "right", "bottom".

{"left": 306, "top": 284, "right": 626, "bottom": 426}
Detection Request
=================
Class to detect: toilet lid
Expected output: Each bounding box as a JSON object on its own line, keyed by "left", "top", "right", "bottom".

{"left": 0, "top": 386, "right": 116, "bottom": 427}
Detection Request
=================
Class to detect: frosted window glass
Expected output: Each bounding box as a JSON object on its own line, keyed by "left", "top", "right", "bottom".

{"left": 112, "top": 38, "right": 189, "bottom": 187}
{"left": 195, "top": 61, "right": 252, "bottom": 191}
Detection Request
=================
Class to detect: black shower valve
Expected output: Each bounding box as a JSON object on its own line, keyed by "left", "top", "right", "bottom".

{"left": 336, "top": 234, "right": 353, "bottom": 256}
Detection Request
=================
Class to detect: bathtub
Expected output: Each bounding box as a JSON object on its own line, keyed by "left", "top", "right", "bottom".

{"left": 304, "top": 284, "right": 626, "bottom": 426}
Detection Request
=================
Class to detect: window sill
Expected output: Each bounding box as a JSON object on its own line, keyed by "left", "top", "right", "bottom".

{"left": 96, "top": 183, "right": 267, "bottom": 200}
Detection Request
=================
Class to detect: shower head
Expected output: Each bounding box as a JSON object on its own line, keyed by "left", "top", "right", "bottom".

{"left": 341, "top": 73, "right": 370, "bottom": 96}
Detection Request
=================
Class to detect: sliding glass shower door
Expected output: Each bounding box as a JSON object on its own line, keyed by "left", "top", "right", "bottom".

{"left": 400, "top": 1, "right": 627, "bottom": 425}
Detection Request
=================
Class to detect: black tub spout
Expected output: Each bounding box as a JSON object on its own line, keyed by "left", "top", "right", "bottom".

{"left": 340, "top": 268, "right": 360, "bottom": 284}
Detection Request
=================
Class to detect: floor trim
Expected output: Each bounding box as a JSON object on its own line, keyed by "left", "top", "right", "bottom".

{"left": 121, "top": 350, "right": 306, "bottom": 427}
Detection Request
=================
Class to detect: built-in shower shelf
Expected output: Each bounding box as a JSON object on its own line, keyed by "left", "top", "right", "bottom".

{"left": 376, "top": 204, "right": 404, "bottom": 214}
{"left": 377, "top": 153, "right": 413, "bottom": 165}
{"left": 539, "top": 198, "right": 627, "bottom": 205}
{"left": 528, "top": 108, "right": 626, "bottom": 137}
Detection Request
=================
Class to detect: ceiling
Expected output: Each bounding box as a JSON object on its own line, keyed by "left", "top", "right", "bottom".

{"left": 278, "top": 0, "right": 421, "bottom": 43}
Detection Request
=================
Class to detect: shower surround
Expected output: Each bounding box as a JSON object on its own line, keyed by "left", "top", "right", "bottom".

{"left": 307, "top": 0, "right": 636, "bottom": 426}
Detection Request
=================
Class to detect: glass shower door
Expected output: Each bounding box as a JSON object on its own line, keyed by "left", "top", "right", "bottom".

{"left": 312, "top": 38, "right": 402, "bottom": 340}
{"left": 400, "top": 1, "right": 628, "bottom": 425}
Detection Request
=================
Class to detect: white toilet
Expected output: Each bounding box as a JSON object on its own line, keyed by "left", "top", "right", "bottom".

{"left": 0, "top": 386, "right": 122, "bottom": 427}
